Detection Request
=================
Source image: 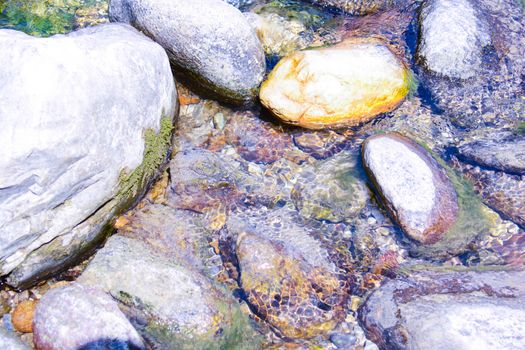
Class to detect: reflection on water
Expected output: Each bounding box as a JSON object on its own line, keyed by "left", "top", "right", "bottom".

{"left": 0, "top": 0, "right": 107, "bottom": 36}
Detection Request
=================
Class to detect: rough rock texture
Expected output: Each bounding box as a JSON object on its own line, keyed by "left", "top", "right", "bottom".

{"left": 109, "top": 0, "right": 265, "bottom": 104}
{"left": 79, "top": 235, "right": 259, "bottom": 348}
{"left": 0, "top": 327, "right": 30, "bottom": 350}
{"left": 0, "top": 23, "right": 177, "bottom": 288}
{"left": 260, "top": 38, "right": 409, "bottom": 129}
{"left": 417, "top": 0, "right": 491, "bottom": 79}
{"left": 311, "top": 0, "right": 396, "bottom": 15}
{"left": 359, "top": 269, "right": 525, "bottom": 350}
{"left": 362, "top": 133, "right": 459, "bottom": 244}
{"left": 457, "top": 135, "right": 525, "bottom": 175}
{"left": 33, "top": 283, "right": 145, "bottom": 350}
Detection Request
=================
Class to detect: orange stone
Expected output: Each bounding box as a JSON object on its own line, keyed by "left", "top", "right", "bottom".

{"left": 12, "top": 300, "right": 37, "bottom": 333}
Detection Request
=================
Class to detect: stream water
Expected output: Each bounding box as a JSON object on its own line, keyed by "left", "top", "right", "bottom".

{"left": 1, "top": 0, "right": 524, "bottom": 349}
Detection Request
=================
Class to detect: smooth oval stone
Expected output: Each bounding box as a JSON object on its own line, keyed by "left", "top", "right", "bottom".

{"left": 33, "top": 283, "right": 145, "bottom": 350}
{"left": 109, "top": 0, "right": 265, "bottom": 104}
{"left": 260, "top": 38, "right": 409, "bottom": 129}
{"left": 362, "top": 133, "right": 459, "bottom": 244}
{"left": 417, "top": 0, "right": 491, "bottom": 79}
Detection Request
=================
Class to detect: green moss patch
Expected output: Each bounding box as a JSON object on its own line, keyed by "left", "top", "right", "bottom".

{"left": 117, "top": 116, "right": 174, "bottom": 209}
{"left": 0, "top": 0, "right": 106, "bottom": 36}
{"left": 410, "top": 142, "right": 490, "bottom": 259}
{"left": 145, "top": 302, "right": 263, "bottom": 350}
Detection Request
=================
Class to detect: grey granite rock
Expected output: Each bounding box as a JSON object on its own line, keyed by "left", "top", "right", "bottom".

{"left": 0, "top": 23, "right": 177, "bottom": 288}
{"left": 109, "top": 0, "right": 265, "bottom": 104}
{"left": 457, "top": 135, "right": 525, "bottom": 175}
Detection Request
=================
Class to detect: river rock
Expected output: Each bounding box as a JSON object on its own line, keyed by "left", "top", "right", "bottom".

{"left": 457, "top": 135, "right": 525, "bottom": 175}
{"left": 417, "top": 0, "right": 491, "bottom": 79}
{"left": 109, "top": 0, "right": 265, "bottom": 104}
{"left": 33, "top": 283, "right": 145, "bottom": 350}
{"left": 79, "top": 235, "right": 259, "bottom": 348}
{"left": 259, "top": 38, "right": 409, "bottom": 129}
{"left": 362, "top": 133, "right": 459, "bottom": 245}
{"left": 359, "top": 269, "right": 525, "bottom": 350}
{"left": 222, "top": 208, "right": 349, "bottom": 339}
{"left": 310, "top": 0, "right": 396, "bottom": 15}
{"left": 453, "top": 158, "right": 525, "bottom": 229}
{"left": 0, "top": 23, "right": 177, "bottom": 289}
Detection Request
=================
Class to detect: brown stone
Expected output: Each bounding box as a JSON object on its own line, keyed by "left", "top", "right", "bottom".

{"left": 12, "top": 300, "right": 37, "bottom": 333}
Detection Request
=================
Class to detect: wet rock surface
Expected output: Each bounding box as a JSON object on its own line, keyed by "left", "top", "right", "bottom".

{"left": 453, "top": 157, "right": 525, "bottom": 229}
{"left": 33, "top": 283, "right": 145, "bottom": 350}
{"left": 109, "top": 0, "right": 265, "bottom": 104}
{"left": 0, "top": 23, "right": 177, "bottom": 288}
{"left": 362, "top": 133, "right": 459, "bottom": 244}
{"left": 417, "top": 0, "right": 491, "bottom": 79}
{"left": 260, "top": 37, "right": 409, "bottom": 129}
{"left": 359, "top": 269, "right": 525, "bottom": 350}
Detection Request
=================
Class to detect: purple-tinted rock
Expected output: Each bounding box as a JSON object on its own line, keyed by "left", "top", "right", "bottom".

{"left": 33, "top": 283, "right": 144, "bottom": 350}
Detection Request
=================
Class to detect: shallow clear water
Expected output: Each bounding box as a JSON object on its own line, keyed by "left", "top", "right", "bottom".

{"left": 1, "top": 0, "right": 524, "bottom": 348}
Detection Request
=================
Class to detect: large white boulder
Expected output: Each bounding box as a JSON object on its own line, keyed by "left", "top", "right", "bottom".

{"left": 0, "top": 23, "right": 178, "bottom": 288}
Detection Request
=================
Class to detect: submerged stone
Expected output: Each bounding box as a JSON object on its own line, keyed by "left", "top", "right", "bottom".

{"left": 260, "top": 38, "right": 409, "bottom": 129}
{"left": 310, "top": 0, "right": 396, "bottom": 15}
{"left": 33, "top": 283, "right": 145, "bottom": 350}
{"left": 362, "top": 133, "right": 459, "bottom": 244}
{"left": 224, "top": 112, "right": 293, "bottom": 164}
{"left": 236, "top": 233, "right": 346, "bottom": 339}
{"left": 0, "top": 327, "right": 30, "bottom": 350}
{"left": 457, "top": 135, "right": 525, "bottom": 175}
{"left": 109, "top": 0, "right": 265, "bottom": 104}
{"left": 417, "top": 0, "right": 491, "bottom": 79}
{"left": 292, "top": 151, "right": 369, "bottom": 222}
{"left": 222, "top": 207, "right": 351, "bottom": 339}
{"left": 0, "top": 23, "right": 177, "bottom": 288}
{"left": 78, "top": 236, "right": 260, "bottom": 349}
{"left": 454, "top": 158, "right": 525, "bottom": 229}
{"left": 359, "top": 269, "right": 525, "bottom": 350}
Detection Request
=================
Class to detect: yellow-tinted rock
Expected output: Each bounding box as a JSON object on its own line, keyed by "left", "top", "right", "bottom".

{"left": 12, "top": 300, "right": 37, "bottom": 333}
{"left": 260, "top": 38, "right": 410, "bottom": 129}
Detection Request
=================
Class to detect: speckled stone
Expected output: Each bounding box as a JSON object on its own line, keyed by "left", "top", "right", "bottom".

{"left": 417, "top": 0, "right": 491, "bottom": 79}
{"left": 109, "top": 0, "right": 265, "bottom": 104}
{"left": 362, "top": 133, "right": 459, "bottom": 244}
